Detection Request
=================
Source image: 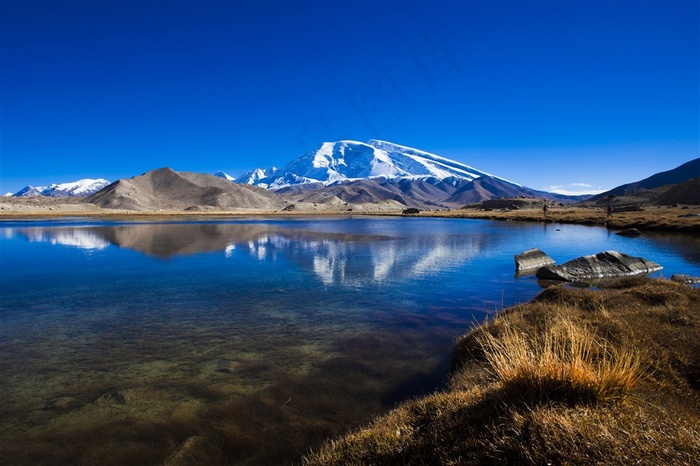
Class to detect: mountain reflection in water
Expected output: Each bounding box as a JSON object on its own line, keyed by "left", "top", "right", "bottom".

{"left": 13, "top": 222, "right": 495, "bottom": 285}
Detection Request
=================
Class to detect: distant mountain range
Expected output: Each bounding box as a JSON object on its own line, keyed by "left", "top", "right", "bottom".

{"left": 590, "top": 158, "right": 700, "bottom": 200}
{"left": 7, "top": 141, "right": 699, "bottom": 210}
{"left": 10, "top": 178, "right": 110, "bottom": 197}
{"left": 587, "top": 157, "right": 700, "bottom": 206}
{"left": 273, "top": 175, "right": 587, "bottom": 210}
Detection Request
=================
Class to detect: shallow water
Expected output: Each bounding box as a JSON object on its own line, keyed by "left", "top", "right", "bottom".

{"left": 1, "top": 217, "right": 698, "bottom": 465}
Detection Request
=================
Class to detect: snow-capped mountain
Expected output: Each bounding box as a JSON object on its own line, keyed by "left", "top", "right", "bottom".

{"left": 12, "top": 178, "right": 111, "bottom": 197}
{"left": 235, "top": 140, "right": 514, "bottom": 190}
{"left": 13, "top": 185, "right": 49, "bottom": 197}
{"left": 214, "top": 170, "right": 236, "bottom": 181}
{"left": 234, "top": 167, "right": 280, "bottom": 187}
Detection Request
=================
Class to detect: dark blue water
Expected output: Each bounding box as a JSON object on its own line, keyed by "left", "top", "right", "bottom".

{"left": 1, "top": 217, "right": 698, "bottom": 465}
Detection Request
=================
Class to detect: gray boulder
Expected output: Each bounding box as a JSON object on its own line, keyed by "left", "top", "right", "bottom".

{"left": 515, "top": 248, "right": 555, "bottom": 272}
{"left": 671, "top": 274, "right": 700, "bottom": 284}
{"left": 536, "top": 251, "right": 662, "bottom": 282}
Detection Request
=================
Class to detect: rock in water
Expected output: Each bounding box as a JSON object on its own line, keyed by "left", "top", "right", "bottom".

{"left": 615, "top": 228, "right": 641, "bottom": 237}
{"left": 536, "top": 251, "right": 662, "bottom": 282}
{"left": 515, "top": 248, "right": 555, "bottom": 272}
{"left": 671, "top": 274, "right": 700, "bottom": 284}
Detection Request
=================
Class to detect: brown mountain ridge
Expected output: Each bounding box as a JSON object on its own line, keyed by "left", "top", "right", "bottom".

{"left": 87, "top": 167, "right": 287, "bottom": 211}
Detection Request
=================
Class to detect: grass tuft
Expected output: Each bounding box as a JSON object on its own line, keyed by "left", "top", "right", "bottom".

{"left": 478, "top": 313, "right": 644, "bottom": 405}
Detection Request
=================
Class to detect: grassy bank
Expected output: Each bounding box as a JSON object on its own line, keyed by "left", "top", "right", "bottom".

{"left": 304, "top": 278, "right": 700, "bottom": 465}
{"left": 420, "top": 205, "right": 700, "bottom": 233}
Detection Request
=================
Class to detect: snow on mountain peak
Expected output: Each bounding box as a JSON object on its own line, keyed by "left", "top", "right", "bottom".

{"left": 13, "top": 185, "right": 48, "bottom": 197}
{"left": 234, "top": 167, "right": 279, "bottom": 187}
{"left": 44, "top": 179, "right": 111, "bottom": 197}
{"left": 236, "top": 140, "right": 516, "bottom": 190}
{"left": 214, "top": 170, "right": 236, "bottom": 181}
{"left": 12, "top": 178, "right": 110, "bottom": 197}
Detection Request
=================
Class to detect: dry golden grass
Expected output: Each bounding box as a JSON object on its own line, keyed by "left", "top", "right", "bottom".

{"left": 427, "top": 205, "right": 700, "bottom": 233}
{"left": 304, "top": 278, "right": 700, "bottom": 465}
{"left": 478, "top": 313, "right": 644, "bottom": 405}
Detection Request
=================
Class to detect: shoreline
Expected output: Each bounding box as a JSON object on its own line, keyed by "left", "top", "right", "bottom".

{"left": 1, "top": 204, "right": 698, "bottom": 233}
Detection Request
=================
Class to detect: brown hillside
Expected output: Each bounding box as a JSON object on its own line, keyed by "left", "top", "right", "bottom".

{"left": 86, "top": 168, "right": 287, "bottom": 211}
{"left": 590, "top": 158, "right": 700, "bottom": 200}
{"left": 657, "top": 177, "right": 700, "bottom": 205}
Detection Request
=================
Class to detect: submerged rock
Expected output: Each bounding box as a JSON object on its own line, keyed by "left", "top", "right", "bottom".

{"left": 163, "top": 436, "right": 206, "bottom": 466}
{"left": 671, "top": 274, "right": 700, "bottom": 284}
{"left": 42, "top": 396, "right": 79, "bottom": 411}
{"left": 515, "top": 248, "right": 555, "bottom": 272}
{"left": 94, "top": 391, "right": 127, "bottom": 405}
{"left": 536, "top": 251, "right": 662, "bottom": 282}
{"left": 616, "top": 228, "right": 642, "bottom": 237}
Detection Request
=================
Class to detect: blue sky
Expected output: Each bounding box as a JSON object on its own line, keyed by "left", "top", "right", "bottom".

{"left": 1, "top": 0, "right": 698, "bottom": 195}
